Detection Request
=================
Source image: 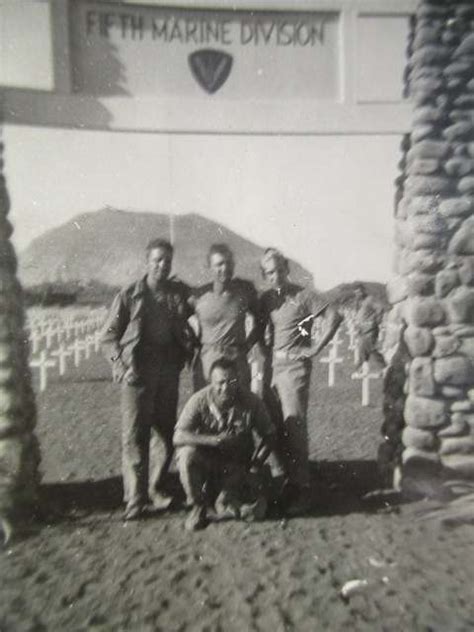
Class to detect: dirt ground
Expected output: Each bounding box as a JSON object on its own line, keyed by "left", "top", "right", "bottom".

{"left": 1, "top": 339, "right": 473, "bottom": 632}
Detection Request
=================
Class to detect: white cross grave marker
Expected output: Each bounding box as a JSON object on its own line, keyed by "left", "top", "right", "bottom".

{"left": 44, "top": 327, "right": 57, "bottom": 350}
{"left": 93, "top": 330, "right": 101, "bottom": 352}
{"left": 30, "top": 350, "right": 56, "bottom": 392}
{"left": 40, "top": 321, "right": 50, "bottom": 336}
{"left": 329, "top": 330, "right": 344, "bottom": 354}
{"left": 351, "top": 361, "right": 381, "bottom": 406}
{"left": 55, "top": 326, "right": 66, "bottom": 344}
{"left": 69, "top": 339, "right": 86, "bottom": 367}
{"left": 319, "top": 345, "right": 344, "bottom": 387}
{"left": 85, "top": 334, "right": 96, "bottom": 358}
{"left": 29, "top": 330, "right": 42, "bottom": 354}
{"left": 51, "top": 344, "right": 73, "bottom": 376}
{"left": 353, "top": 343, "right": 361, "bottom": 366}
{"left": 65, "top": 322, "right": 75, "bottom": 340}
{"left": 347, "top": 325, "right": 357, "bottom": 352}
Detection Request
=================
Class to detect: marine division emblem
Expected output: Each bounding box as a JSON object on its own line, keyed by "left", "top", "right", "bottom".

{"left": 188, "top": 49, "right": 233, "bottom": 94}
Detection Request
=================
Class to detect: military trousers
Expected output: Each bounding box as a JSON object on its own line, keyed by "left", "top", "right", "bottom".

{"left": 270, "top": 358, "right": 312, "bottom": 489}
{"left": 120, "top": 368, "right": 180, "bottom": 508}
{"left": 176, "top": 445, "right": 246, "bottom": 505}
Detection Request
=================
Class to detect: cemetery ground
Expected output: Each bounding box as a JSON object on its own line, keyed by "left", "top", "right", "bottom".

{"left": 1, "top": 335, "right": 474, "bottom": 631}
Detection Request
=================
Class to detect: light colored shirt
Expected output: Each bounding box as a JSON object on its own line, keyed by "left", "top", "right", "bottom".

{"left": 175, "top": 385, "right": 275, "bottom": 444}
{"left": 192, "top": 279, "right": 258, "bottom": 348}
{"left": 259, "top": 284, "right": 328, "bottom": 353}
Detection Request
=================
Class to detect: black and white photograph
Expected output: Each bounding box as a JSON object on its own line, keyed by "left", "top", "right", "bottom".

{"left": 0, "top": 0, "right": 474, "bottom": 629}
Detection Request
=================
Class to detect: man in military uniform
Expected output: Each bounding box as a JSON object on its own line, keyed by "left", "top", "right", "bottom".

{"left": 352, "top": 283, "right": 386, "bottom": 375}
{"left": 102, "top": 238, "right": 194, "bottom": 520}
{"left": 174, "top": 358, "right": 279, "bottom": 531}
{"left": 190, "top": 243, "right": 259, "bottom": 391}
{"left": 259, "top": 248, "right": 342, "bottom": 515}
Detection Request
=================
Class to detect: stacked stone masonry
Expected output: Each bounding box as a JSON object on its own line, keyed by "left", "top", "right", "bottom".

{"left": 384, "top": 0, "right": 474, "bottom": 489}
{"left": 0, "top": 130, "right": 40, "bottom": 531}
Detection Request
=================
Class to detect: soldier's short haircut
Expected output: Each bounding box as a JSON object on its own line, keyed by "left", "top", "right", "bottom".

{"left": 146, "top": 238, "right": 174, "bottom": 257}
{"left": 260, "top": 247, "right": 290, "bottom": 275}
{"left": 207, "top": 243, "right": 234, "bottom": 266}
{"left": 209, "top": 357, "right": 238, "bottom": 376}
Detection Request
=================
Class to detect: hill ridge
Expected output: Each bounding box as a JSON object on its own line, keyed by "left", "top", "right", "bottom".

{"left": 19, "top": 208, "right": 314, "bottom": 290}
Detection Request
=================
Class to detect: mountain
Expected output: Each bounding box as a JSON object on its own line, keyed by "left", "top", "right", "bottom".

{"left": 19, "top": 208, "right": 314, "bottom": 290}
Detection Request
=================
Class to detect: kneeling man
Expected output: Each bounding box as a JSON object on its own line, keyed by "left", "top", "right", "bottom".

{"left": 174, "top": 358, "right": 278, "bottom": 531}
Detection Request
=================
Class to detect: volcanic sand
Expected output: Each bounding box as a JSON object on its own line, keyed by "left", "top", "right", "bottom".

{"left": 1, "top": 345, "right": 473, "bottom": 631}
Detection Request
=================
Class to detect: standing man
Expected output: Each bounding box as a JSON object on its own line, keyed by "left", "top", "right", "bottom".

{"left": 351, "top": 283, "right": 386, "bottom": 375}
{"left": 174, "top": 358, "right": 279, "bottom": 531}
{"left": 102, "top": 238, "right": 194, "bottom": 520}
{"left": 259, "top": 248, "right": 342, "bottom": 515}
{"left": 191, "top": 244, "right": 259, "bottom": 391}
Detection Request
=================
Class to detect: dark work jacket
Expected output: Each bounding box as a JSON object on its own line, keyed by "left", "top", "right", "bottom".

{"left": 101, "top": 276, "right": 194, "bottom": 382}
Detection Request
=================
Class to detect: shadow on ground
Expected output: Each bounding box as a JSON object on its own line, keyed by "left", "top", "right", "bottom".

{"left": 42, "top": 477, "right": 123, "bottom": 514}
{"left": 307, "top": 460, "right": 402, "bottom": 517}
{"left": 40, "top": 459, "right": 402, "bottom": 523}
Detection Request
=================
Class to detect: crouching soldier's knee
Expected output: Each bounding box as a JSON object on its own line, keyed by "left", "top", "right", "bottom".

{"left": 176, "top": 445, "right": 200, "bottom": 467}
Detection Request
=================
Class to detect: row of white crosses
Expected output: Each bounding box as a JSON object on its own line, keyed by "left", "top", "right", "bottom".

{"left": 28, "top": 304, "right": 385, "bottom": 401}
{"left": 340, "top": 307, "right": 363, "bottom": 366}
{"left": 345, "top": 321, "right": 361, "bottom": 366}
{"left": 27, "top": 309, "right": 104, "bottom": 352}
{"left": 27, "top": 307, "right": 106, "bottom": 392}
{"left": 316, "top": 310, "right": 383, "bottom": 407}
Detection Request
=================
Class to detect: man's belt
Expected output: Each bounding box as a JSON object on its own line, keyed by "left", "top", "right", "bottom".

{"left": 201, "top": 343, "right": 246, "bottom": 354}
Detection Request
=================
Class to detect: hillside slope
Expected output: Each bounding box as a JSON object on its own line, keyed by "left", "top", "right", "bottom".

{"left": 19, "top": 208, "right": 313, "bottom": 289}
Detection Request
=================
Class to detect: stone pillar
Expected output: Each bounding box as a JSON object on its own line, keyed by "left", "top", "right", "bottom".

{"left": 0, "top": 112, "right": 41, "bottom": 541}
{"left": 383, "top": 0, "right": 474, "bottom": 495}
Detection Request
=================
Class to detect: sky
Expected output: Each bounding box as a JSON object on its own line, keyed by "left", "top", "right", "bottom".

{"left": 0, "top": 1, "right": 408, "bottom": 290}
{"left": 3, "top": 124, "right": 400, "bottom": 290}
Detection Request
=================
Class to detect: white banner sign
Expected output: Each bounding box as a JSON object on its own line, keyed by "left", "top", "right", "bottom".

{"left": 71, "top": 3, "right": 340, "bottom": 99}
